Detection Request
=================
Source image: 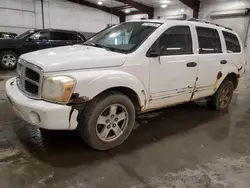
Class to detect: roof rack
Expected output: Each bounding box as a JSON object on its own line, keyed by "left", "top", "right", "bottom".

{"left": 188, "top": 18, "right": 233, "bottom": 31}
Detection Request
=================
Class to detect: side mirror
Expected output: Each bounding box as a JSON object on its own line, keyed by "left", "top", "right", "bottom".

{"left": 146, "top": 46, "right": 165, "bottom": 57}
{"left": 146, "top": 51, "right": 160, "bottom": 57}
{"left": 27, "top": 38, "right": 34, "bottom": 42}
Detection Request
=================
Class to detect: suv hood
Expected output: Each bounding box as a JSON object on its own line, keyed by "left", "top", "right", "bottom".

{"left": 21, "top": 45, "right": 127, "bottom": 72}
{"left": 0, "top": 38, "right": 18, "bottom": 44}
{"left": 0, "top": 38, "right": 14, "bottom": 41}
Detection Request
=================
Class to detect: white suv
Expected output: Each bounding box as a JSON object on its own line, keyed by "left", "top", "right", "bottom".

{"left": 6, "top": 20, "right": 246, "bottom": 150}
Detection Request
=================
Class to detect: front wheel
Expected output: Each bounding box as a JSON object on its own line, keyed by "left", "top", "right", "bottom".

{"left": 207, "top": 79, "right": 234, "bottom": 111}
{"left": 0, "top": 51, "right": 19, "bottom": 70}
{"left": 77, "top": 91, "right": 136, "bottom": 150}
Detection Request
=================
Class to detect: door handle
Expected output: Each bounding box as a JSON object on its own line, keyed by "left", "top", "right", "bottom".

{"left": 186, "top": 62, "right": 197, "bottom": 67}
{"left": 66, "top": 41, "right": 72, "bottom": 45}
{"left": 220, "top": 60, "right": 227, "bottom": 64}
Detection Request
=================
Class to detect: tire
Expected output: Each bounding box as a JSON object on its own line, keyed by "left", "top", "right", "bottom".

{"left": 0, "top": 50, "right": 19, "bottom": 70}
{"left": 206, "top": 79, "right": 234, "bottom": 111}
{"left": 77, "top": 91, "right": 136, "bottom": 150}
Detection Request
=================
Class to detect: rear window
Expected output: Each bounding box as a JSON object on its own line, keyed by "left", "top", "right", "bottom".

{"left": 223, "top": 31, "right": 241, "bottom": 53}
{"left": 196, "top": 27, "right": 222, "bottom": 54}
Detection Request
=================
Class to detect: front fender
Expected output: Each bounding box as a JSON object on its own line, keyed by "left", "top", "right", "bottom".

{"left": 67, "top": 70, "right": 148, "bottom": 108}
{"left": 0, "top": 46, "right": 21, "bottom": 55}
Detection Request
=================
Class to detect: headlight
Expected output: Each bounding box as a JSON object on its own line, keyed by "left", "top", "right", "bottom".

{"left": 42, "top": 76, "right": 76, "bottom": 104}
{"left": 16, "top": 59, "right": 24, "bottom": 76}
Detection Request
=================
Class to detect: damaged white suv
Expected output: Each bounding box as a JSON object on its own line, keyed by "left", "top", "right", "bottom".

{"left": 6, "top": 20, "right": 246, "bottom": 150}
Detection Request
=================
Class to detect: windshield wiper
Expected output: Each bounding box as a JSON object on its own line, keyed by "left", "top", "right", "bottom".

{"left": 83, "top": 42, "right": 109, "bottom": 50}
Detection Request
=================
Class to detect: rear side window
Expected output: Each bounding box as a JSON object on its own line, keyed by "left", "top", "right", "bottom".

{"left": 68, "top": 33, "right": 77, "bottom": 40}
{"left": 50, "top": 32, "right": 68, "bottom": 40}
{"left": 196, "top": 27, "right": 222, "bottom": 54}
{"left": 159, "top": 26, "right": 193, "bottom": 55}
{"left": 223, "top": 31, "right": 241, "bottom": 53}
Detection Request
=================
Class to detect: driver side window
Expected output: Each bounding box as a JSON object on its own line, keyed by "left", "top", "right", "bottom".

{"left": 29, "top": 31, "right": 50, "bottom": 41}
{"left": 154, "top": 26, "right": 193, "bottom": 56}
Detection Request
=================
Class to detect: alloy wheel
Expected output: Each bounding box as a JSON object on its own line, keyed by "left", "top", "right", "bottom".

{"left": 96, "top": 104, "right": 129, "bottom": 142}
{"left": 219, "top": 86, "right": 231, "bottom": 108}
{"left": 2, "top": 54, "right": 17, "bottom": 67}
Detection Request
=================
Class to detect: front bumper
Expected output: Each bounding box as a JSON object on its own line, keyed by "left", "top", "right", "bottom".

{"left": 5, "top": 77, "right": 78, "bottom": 130}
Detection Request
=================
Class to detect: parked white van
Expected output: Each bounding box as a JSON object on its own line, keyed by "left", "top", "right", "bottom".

{"left": 6, "top": 20, "right": 246, "bottom": 150}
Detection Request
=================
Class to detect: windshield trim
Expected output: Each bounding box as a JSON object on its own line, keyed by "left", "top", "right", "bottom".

{"left": 83, "top": 22, "right": 163, "bottom": 54}
{"left": 125, "top": 22, "right": 163, "bottom": 54}
{"left": 84, "top": 25, "right": 117, "bottom": 43}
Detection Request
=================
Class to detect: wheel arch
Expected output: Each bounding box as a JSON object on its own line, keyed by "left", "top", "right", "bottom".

{"left": 216, "top": 64, "right": 241, "bottom": 91}
{"left": 100, "top": 86, "right": 142, "bottom": 113}
{"left": 68, "top": 70, "right": 148, "bottom": 112}
{"left": 225, "top": 72, "right": 239, "bottom": 89}
{"left": 0, "top": 48, "right": 21, "bottom": 56}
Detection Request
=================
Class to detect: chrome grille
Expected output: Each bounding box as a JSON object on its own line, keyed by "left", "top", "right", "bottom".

{"left": 24, "top": 80, "right": 39, "bottom": 94}
{"left": 17, "top": 59, "right": 43, "bottom": 99}
{"left": 25, "top": 67, "right": 40, "bottom": 82}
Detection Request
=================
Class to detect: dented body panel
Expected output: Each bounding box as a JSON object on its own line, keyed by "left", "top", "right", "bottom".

{"left": 63, "top": 70, "right": 148, "bottom": 108}
{"left": 5, "top": 78, "right": 78, "bottom": 130}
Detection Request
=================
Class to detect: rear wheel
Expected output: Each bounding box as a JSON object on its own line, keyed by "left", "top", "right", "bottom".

{"left": 207, "top": 79, "right": 234, "bottom": 111}
{"left": 77, "top": 91, "right": 135, "bottom": 150}
{"left": 0, "top": 50, "right": 19, "bottom": 70}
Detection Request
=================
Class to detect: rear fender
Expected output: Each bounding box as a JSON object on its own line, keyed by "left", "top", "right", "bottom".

{"left": 214, "top": 63, "right": 240, "bottom": 91}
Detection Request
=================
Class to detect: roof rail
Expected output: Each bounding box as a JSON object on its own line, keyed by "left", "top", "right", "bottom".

{"left": 188, "top": 18, "right": 233, "bottom": 31}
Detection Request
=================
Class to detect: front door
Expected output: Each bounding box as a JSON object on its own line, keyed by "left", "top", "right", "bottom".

{"left": 22, "top": 31, "right": 51, "bottom": 54}
{"left": 148, "top": 25, "right": 198, "bottom": 110}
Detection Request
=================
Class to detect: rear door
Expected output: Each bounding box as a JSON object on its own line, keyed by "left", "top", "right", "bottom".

{"left": 192, "top": 26, "right": 224, "bottom": 100}
{"left": 50, "top": 31, "right": 69, "bottom": 48}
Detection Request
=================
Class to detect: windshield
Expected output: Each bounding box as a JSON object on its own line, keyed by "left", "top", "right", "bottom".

{"left": 84, "top": 22, "right": 162, "bottom": 53}
{"left": 16, "top": 30, "right": 35, "bottom": 39}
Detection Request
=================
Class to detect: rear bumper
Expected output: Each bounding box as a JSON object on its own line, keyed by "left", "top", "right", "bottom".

{"left": 5, "top": 77, "right": 78, "bottom": 130}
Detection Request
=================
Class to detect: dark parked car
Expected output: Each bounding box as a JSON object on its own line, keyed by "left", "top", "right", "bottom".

{"left": 0, "top": 32, "right": 18, "bottom": 39}
{"left": 0, "top": 29, "right": 86, "bottom": 69}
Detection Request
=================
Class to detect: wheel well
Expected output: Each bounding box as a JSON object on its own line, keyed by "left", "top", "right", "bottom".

{"left": 0, "top": 49, "right": 20, "bottom": 56}
{"left": 225, "top": 73, "right": 239, "bottom": 89}
{"left": 104, "top": 87, "right": 141, "bottom": 112}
